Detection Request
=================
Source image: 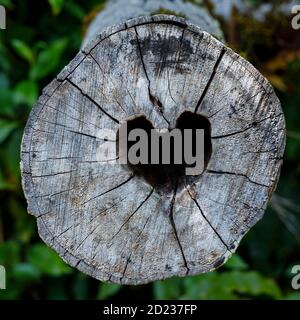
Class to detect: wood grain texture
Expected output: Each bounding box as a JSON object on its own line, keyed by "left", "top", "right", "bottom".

{"left": 21, "top": 15, "right": 285, "bottom": 284}
{"left": 82, "top": 0, "right": 224, "bottom": 48}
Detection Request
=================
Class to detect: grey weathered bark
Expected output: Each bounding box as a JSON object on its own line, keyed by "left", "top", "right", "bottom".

{"left": 21, "top": 3, "right": 285, "bottom": 285}
{"left": 82, "top": 0, "right": 224, "bottom": 47}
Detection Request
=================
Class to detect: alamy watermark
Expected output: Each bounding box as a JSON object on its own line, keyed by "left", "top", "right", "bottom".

{"left": 95, "top": 122, "right": 205, "bottom": 176}
{"left": 0, "top": 5, "right": 6, "bottom": 30}
{"left": 292, "top": 5, "right": 300, "bottom": 30}
{"left": 291, "top": 265, "right": 300, "bottom": 290}
{"left": 0, "top": 265, "right": 5, "bottom": 290}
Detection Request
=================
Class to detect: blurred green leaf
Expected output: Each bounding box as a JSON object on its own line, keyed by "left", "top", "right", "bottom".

{"left": 27, "top": 243, "right": 72, "bottom": 276}
{"left": 0, "top": 88, "right": 14, "bottom": 116}
{"left": 0, "top": 73, "right": 9, "bottom": 89}
{"left": 0, "top": 119, "right": 18, "bottom": 144}
{"left": 0, "top": 72, "right": 13, "bottom": 116}
{"left": 224, "top": 254, "right": 249, "bottom": 271}
{"left": 1, "top": 128, "right": 23, "bottom": 181}
{"left": 181, "top": 273, "right": 236, "bottom": 300}
{"left": 218, "top": 271, "right": 282, "bottom": 299}
{"left": 48, "top": 0, "right": 64, "bottom": 15}
{"left": 0, "top": 241, "right": 20, "bottom": 267}
{"left": 154, "top": 270, "right": 282, "bottom": 300}
{"left": 0, "top": 170, "right": 14, "bottom": 190}
{"left": 13, "top": 80, "right": 38, "bottom": 108}
{"left": 11, "top": 39, "right": 34, "bottom": 64}
{"left": 98, "top": 282, "right": 122, "bottom": 300}
{"left": 284, "top": 292, "right": 300, "bottom": 300}
{"left": 153, "top": 277, "right": 182, "bottom": 300}
{"left": 0, "top": 0, "right": 12, "bottom": 7}
{"left": 64, "top": 1, "right": 85, "bottom": 20}
{"left": 29, "top": 38, "right": 68, "bottom": 80}
{"left": 13, "top": 263, "right": 41, "bottom": 284}
{"left": 0, "top": 42, "right": 10, "bottom": 72}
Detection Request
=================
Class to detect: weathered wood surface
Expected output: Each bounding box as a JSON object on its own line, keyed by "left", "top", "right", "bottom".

{"left": 82, "top": 0, "right": 224, "bottom": 47}
{"left": 21, "top": 15, "right": 285, "bottom": 284}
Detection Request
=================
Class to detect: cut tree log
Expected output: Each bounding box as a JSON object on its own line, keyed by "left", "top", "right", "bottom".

{"left": 21, "top": 10, "right": 285, "bottom": 284}
{"left": 82, "top": 0, "right": 225, "bottom": 47}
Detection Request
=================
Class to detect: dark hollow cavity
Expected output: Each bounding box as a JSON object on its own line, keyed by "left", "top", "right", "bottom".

{"left": 118, "top": 111, "right": 212, "bottom": 195}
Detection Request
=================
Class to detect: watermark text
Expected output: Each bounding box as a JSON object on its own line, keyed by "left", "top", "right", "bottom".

{"left": 0, "top": 5, "right": 6, "bottom": 30}
{"left": 292, "top": 5, "right": 300, "bottom": 30}
{"left": 0, "top": 265, "right": 6, "bottom": 290}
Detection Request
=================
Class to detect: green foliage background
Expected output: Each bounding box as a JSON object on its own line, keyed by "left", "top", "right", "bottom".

{"left": 0, "top": 0, "right": 300, "bottom": 300}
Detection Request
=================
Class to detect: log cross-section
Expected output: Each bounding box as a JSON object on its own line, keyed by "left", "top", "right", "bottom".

{"left": 21, "top": 15, "right": 285, "bottom": 285}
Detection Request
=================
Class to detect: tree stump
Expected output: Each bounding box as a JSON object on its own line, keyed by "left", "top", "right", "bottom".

{"left": 21, "top": 14, "right": 285, "bottom": 284}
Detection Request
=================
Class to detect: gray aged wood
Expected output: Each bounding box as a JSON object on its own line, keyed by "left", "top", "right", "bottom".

{"left": 21, "top": 14, "right": 285, "bottom": 285}
{"left": 82, "top": 0, "right": 224, "bottom": 47}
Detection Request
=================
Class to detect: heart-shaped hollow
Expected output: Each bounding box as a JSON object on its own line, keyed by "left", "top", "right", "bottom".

{"left": 117, "top": 111, "right": 212, "bottom": 195}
